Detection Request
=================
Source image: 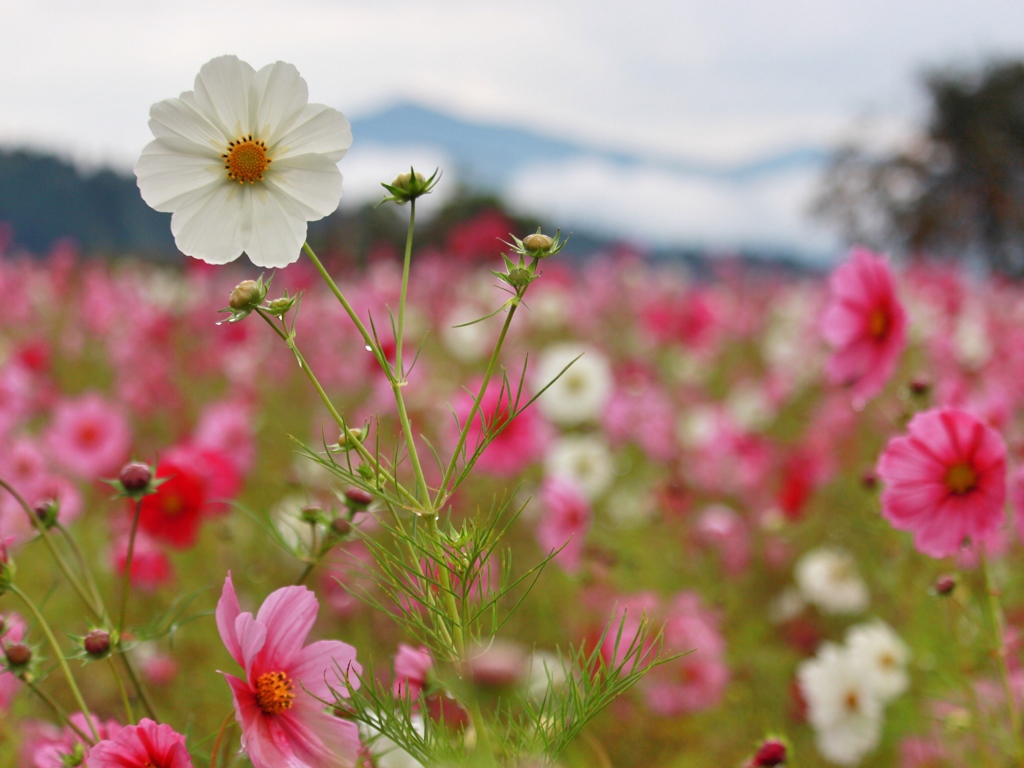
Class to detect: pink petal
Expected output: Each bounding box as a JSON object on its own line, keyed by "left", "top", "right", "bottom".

{"left": 253, "top": 585, "right": 318, "bottom": 671}
{"left": 217, "top": 573, "right": 244, "bottom": 667}
{"left": 290, "top": 639, "right": 362, "bottom": 701}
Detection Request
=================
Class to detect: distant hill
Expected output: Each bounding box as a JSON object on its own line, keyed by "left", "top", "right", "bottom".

{"left": 350, "top": 102, "right": 830, "bottom": 188}
{"left": 0, "top": 149, "right": 175, "bottom": 258}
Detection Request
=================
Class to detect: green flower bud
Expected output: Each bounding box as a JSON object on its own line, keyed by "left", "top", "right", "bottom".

{"left": 229, "top": 280, "right": 262, "bottom": 310}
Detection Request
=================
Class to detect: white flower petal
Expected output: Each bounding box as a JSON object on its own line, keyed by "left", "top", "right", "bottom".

{"left": 252, "top": 61, "right": 309, "bottom": 142}
{"left": 242, "top": 186, "right": 307, "bottom": 268}
{"left": 135, "top": 140, "right": 223, "bottom": 212}
{"left": 149, "top": 96, "right": 225, "bottom": 153}
{"left": 170, "top": 183, "right": 249, "bottom": 264}
{"left": 192, "top": 55, "right": 256, "bottom": 139}
{"left": 271, "top": 104, "right": 351, "bottom": 162}
{"left": 265, "top": 154, "right": 342, "bottom": 219}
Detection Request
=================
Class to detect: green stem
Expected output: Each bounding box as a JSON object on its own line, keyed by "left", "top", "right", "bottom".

{"left": 108, "top": 657, "right": 135, "bottom": 724}
{"left": 301, "top": 242, "right": 391, "bottom": 376}
{"left": 255, "top": 309, "right": 420, "bottom": 511}
{"left": 55, "top": 523, "right": 109, "bottom": 624}
{"left": 0, "top": 479, "right": 102, "bottom": 623}
{"left": 9, "top": 584, "right": 99, "bottom": 742}
{"left": 435, "top": 292, "right": 521, "bottom": 507}
{"left": 118, "top": 499, "right": 143, "bottom": 641}
{"left": 388, "top": 199, "right": 431, "bottom": 508}
{"left": 980, "top": 549, "right": 1023, "bottom": 761}
{"left": 24, "top": 678, "right": 93, "bottom": 744}
{"left": 121, "top": 653, "right": 158, "bottom": 721}
{"left": 426, "top": 516, "right": 464, "bottom": 659}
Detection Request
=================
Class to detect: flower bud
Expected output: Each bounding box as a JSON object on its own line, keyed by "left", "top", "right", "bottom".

{"left": 344, "top": 488, "right": 373, "bottom": 508}
{"left": 120, "top": 462, "right": 153, "bottom": 492}
{"left": 84, "top": 629, "right": 111, "bottom": 657}
{"left": 300, "top": 506, "right": 323, "bottom": 525}
{"left": 522, "top": 233, "right": 554, "bottom": 253}
{"left": 934, "top": 574, "right": 957, "bottom": 596}
{"left": 749, "top": 739, "right": 787, "bottom": 766}
{"left": 33, "top": 498, "right": 59, "bottom": 528}
{"left": 330, "top": 518, "right": 352, "bottom": 538}
{"left": 229, "top": 280, "right": 262, "bottom": 310}
{"left": 909, "top": 376, "right": 931, "bottom": 396}
{"left": 5, "top": 642, "right": 31, "bottom": 667}
{"left": 380, "top": 167, "right": 440, "bottom": 205}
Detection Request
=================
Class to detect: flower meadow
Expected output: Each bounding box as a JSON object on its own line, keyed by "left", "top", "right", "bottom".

{"left": 2, "top": 56, "right": 1024, "bottom": 768}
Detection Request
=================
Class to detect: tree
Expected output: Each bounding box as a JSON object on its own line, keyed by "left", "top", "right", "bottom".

{"left": 814, "top": 60, "right": 1024, "bottom": 276}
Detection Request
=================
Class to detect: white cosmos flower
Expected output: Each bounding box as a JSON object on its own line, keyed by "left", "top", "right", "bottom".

{"left": 845, "top": 620, "right": 910, "bottom": 702}
{"left": 533, "top": 343, "right": 612, "bottom": 427}
{"left": 798, "top": 642, "right": 884, "bottom": 766}
{"left": 135, "top": 55, "right": 352, "bottom": 267}
{"left": 794, "top": 547, "right": 870, "bottom": 615}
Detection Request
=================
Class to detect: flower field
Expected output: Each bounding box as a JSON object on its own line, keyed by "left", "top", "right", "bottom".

{"left": 1, "top": 228, "right": 1023, "bottom": 766}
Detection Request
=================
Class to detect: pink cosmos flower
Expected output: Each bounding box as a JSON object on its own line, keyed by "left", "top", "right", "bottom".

{"left": 644, "top": 592, "right": 729, "bottom": 715}
{"left": 451, "top": 380, "right": 551, "bottom": 478}
{"left": 0, "top": 611, "right": 26, "bottom": 712}
{"left": 216, "top": 573, "right": 362, "bottom": 768}
{"left": 193, "top": 399, "right": 256, "bottom": 476}
{"left": 821, "top": 247, "right": 907, "bottom": 404}
{"left": 876, "top": 407, "right": 1006, "bottom": 558}
{"left": 392, "top": 644, "right": 433, "bottom": 699}
{"left": 536, "top": 477, "right": 592, "bottom": 573}
{"left": 45, "top": 393, "right": 132, "bottom": 479}
{"left": 23, "top": 713, "right": 122, "bottom": 767}
{"left": 86, "top": 718, "right": 192, "bottom": 768}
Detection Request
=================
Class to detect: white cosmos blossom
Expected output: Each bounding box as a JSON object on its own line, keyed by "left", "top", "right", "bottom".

{"left": 544, "top": 435, "right": 614, "bottom": 500}
{"left": 135, "top": 55, "right": 352, "bottom": 267}
{"left": 533, "top": 343, "right": 612, "bottom": 427}
{"left": 794, "top": 547, "right": 869, "bottom": 615}
{"left": 798, "top": 642, "right": 884, "bottom": 766}
{"left": 845, "top": 620, "right": 910, "bottom": 702}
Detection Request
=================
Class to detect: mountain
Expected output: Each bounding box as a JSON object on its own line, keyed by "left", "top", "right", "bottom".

{"left": 349, "top": 102, "right": 830, "bottom": 188}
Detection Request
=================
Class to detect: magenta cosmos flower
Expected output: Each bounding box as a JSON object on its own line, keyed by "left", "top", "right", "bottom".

{"left": 86, "top": 718, "right": 191, "bottom": 768}
{"left": 821, "top": 248, "right": 907, "bottom": 404}
{"left": 876, "top": 408, "right": 1006, "bottom": 558}
{"left": 216, "top": 574, "right": 362, "bottom": 768}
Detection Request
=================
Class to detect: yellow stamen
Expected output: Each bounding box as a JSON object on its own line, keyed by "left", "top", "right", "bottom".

{"left": 867, "top": 308, "right": 888, "bottom": 339}
{"left": 223, "top": 135, "right": 271, "bottom": 184}
{"left": 945, "top": 462, "right": 978, "bottom": 495}
{"left": 254, "top": 670, "right": 295, "bottom": 714}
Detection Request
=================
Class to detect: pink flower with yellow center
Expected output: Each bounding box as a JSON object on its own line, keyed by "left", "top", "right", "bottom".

{"left": 821, "top": 247, "right": 907, "bottom": 405}
{"left": 216, "top": 573, "right": 362, "bottom": 768}
{"left": 876, "top": 407, "right": 1006, "bottom": 558}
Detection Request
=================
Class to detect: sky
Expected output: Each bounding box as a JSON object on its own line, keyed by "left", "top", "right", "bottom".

{"left": 3, "top": 0, "right": 1024, "bottom": 257}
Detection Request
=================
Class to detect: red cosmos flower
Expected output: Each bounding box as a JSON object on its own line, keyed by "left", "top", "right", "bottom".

{"left": 137, "top": 459, "right": 205, "bottom": 549}
{"left": 876, "top": 407, "right": 1006, "bottom": 558}
{"left": 821, "top": 248, "right": 907, "bottom": 404}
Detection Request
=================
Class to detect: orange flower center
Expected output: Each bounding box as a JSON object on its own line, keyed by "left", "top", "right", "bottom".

{"left": 844, "top": 689, "right": 859, "bottom": 712}
{"left": 945, "top": 462, "right": 978, "bottom": 495}
{"left": 254, "top": 670, "right": 295, "bottom": 714}
{"left": 868, "top": 308, "right": 888, "bottom": 339}
{"left": 223, "top": 136, "right": 271, "bottom": 184}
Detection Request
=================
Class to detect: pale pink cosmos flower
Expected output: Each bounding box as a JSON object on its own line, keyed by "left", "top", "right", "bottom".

{"left": 45, "top": 393, "right": 132, "bottom": 479}
{"left": 821, "top": 247, "right": 907, "bottom": 404}
{"left": 536, "top": 477, "right": 592, "bottom": 574}
{"left": 876, "top": 407, "right": 1006, "bottom": 558}
{"left": 86, "top": 718, "right": 192, "bottom": 768}
{"left": 216, "top": 573, "right": 362, "bottom": 768}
